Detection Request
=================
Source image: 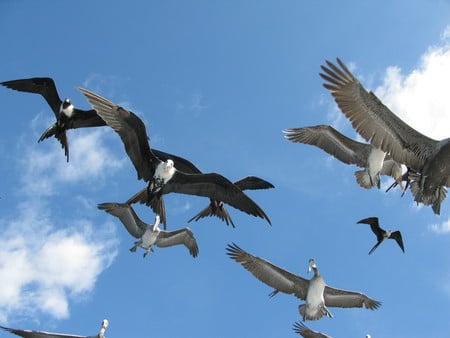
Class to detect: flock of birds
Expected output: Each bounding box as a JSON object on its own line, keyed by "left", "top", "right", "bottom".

{"left": 0, "top": 57, "right": 447, "bottom": 337}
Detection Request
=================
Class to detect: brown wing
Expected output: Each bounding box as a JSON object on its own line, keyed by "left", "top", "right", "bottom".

{"left": 226, "top": 243, "right": 309, "bottom": 300}
{"left": 323, "top": 285, "right": 381, "bottom": 310}
{"left": 284, "top": 125, "right": 372, "bottom": 167}
{"left": 320, "top": 58, "right": 437, "bottom": 170}
{"left": 156, "top": 228, "right": 199, "bottom": 257}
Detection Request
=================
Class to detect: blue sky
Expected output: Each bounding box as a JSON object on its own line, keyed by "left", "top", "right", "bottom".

{"left": 1, "top": 1, "right": 450, "bottom": 337}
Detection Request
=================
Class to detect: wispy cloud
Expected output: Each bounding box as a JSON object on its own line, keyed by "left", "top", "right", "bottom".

{"left": 428, "top": 218, "right": 450, "bottom": 234}
{"left": 0, "top": 119, "right": 122, "bottom": 322}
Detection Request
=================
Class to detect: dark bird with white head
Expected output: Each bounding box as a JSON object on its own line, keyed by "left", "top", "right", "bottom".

{"left": 78, "top": 87, "right": 271, "bottom": 227}
{"left": 357, "top": 216, "right": 405, "bottom": 255}
{"left": 320, "top": 58, "right": 450, "bottom": 214}
{"left": 226, "top": 243, "right": 381, "bottom": 321}
{"left": 1, "top": 77, "right": 106, "bottom": 161}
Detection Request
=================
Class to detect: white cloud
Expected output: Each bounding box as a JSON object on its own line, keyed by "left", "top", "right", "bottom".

{"left": 0, "top": 201, "right": 118, "bottom": 321}
{"left": 0, "top": 119, "right": 121, "bottom": 322}
{"left": 375, "top": 44, "right": 450, "bottom": 140}
{"left": 428, "top": 218, "right": 450, "bottom": 234}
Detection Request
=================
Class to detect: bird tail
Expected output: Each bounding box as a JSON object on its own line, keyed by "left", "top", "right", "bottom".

{"left": 355, "top": 170, "right": 379, "bottom": 189}
{"left": 188, "top": 201, "right": 235, "bottom": 227}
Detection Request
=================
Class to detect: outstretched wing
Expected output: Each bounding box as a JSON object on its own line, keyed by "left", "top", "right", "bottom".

{"left": 97, "top": 202, "right": 146, "bottom": 238}
{"left": 226, "top": 243, "right": 309, "bottom": 300}
{"left": 165, "top": 171, "right": 271, "bottom": 224}
{"left": 284, "top": 125, "right": 371, "bottom": 167}
{"left": 78, "top": 87, "right": 158, "bottom": 182}
{"left": 1, "top": 77, "right": 62, "bottom": 117}
{"left": 156, "top": 228, "right": 199, "bottom": 257}
{"left": 323, "top": 286, "right": 381, "bottom": 310}
{"left": 320, "top": 58, "right": 437, "bottom": 170}
{"left": 0, "top": 325, "right": 86, "bottom": 338}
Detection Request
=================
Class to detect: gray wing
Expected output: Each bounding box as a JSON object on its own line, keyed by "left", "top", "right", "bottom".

{"left": 156, "top": 227, "right": 199, "bottom": 257}
{"left": 78, "top": 87, "right": 158, "bottom": 182}
{"left": 292, "top": 322, "right": 332, "bottom": 338}
{"left": 164, "top": 171, "right": 271, "bottom": 224}
{"left": 320, "top": 58, "right": 438, "bottom": 171}
{"left": 0, "top": 326, "right": 86, "bottom": 338}
{"left": 284, "top": 125, "right": 371, "bottom": 167}
{"left": 226, "top": 243, "right": 309, "bottom": 300}
{"left": 1, "top": 77, "right": 62, "bottom": 117}
{"left": 97, "top": 202, "right": 146, "bottom": 238}
{"left": 323, "top": 285, "right": 381, "bottom": 310}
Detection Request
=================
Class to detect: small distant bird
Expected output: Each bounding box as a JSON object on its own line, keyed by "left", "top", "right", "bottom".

{"left": 1, "top": 77, "right": 106, "bottom": 161}
{"left": 357, "top": 217, "right": 405, "bottom": 255}
{"left": 98, "top": 202, "right": 199, "bottom": 257}
{"left": 0, "top": 319, "right": 108, "bottom": 338}
{"left": 292, "top": 321, "right": 331, "bottom": 338}
{"left": 226, "top": 243, "right": 381, "bottom": 321}
{"left": 283, "top": 125, "right": 404, "bottom": 190}
{"left": 79, "top": 87, "right": 271, "bottom": 228}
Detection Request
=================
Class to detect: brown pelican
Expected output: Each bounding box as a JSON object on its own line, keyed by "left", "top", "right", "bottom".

{"left": 1, "top": 77, "right": 106, "bottom": 161}
{"left": 320, "top": 58, "right": 450, "bottom": 214}
{"left": 357, "top": 217, "right": 405, "bottom": 255}
{"left": 98, "top": 202, "right": 199, "bottom": 257}
{"left": 226, "top": 243, "right": 381, "bottom": 321}
{"left": 283, "top": 125, "right": 404, "bottom": 190}
{"left": 292, "top": 321, "right": 331, "bottom": 338}
{"left": 0, "top": 319, "right": 108, "bottom": 338}
{"left": 78, "top": 87, "right": 271, "bottom": 226}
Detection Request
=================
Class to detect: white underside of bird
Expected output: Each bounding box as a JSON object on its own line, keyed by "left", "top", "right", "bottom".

{"left": 151, "top": 160, "right": 176, "bottom": 191}
{"left": 355, "top": 148, "right": 386, "bottom": 189}
{"left": 131, "top": 215, "right": 161, "bottom": 256}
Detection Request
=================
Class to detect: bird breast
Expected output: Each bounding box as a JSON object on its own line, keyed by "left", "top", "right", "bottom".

{"left": 306, "top": 277, "right": 326, "bottom": 306}
{"left": 140, "top": 229, "right": 159, "bottom": 248}
{"left": 367, "top": 148, "right": 386, "bottom": 177}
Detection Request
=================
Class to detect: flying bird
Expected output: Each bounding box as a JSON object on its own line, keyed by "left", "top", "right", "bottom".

{"left": 292, "top": 321, "right": 331, "bottom": 338}
{"left": 357, "top": 217, "right": 405, "bottom": 255}
{"left": 78, "top": 87, "right": 271, "bottom": 227}
{"left": 283, "top": 125, "right": 404, "bottom": 190}
{"left": 320, "top": 58, "right": 450, "bottom": 214}
{"left": 0, "top": 77, "right": 106, "bottom": 161}
{"left": 226, "top": 243, "right": 381, "bottom": 321}
{"left": 130, "top": 148, "right": 274, "bottom": 227}
{"left": 0, "top": 319, "right": 108, "bottom": 338}
{"left": 98, "top": 202, "right": 199, "bottom": 257}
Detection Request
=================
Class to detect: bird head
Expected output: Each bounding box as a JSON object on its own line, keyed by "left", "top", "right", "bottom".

{"left": 307, "top": 258, "right": 317, "bottom": 274}
{"left": 102, "top": 319, "right": 109, "bottom": 328}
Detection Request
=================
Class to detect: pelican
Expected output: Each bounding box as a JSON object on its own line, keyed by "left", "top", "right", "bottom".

{"left": 1, "top": 77, "right": 106, "bottom": 161}
{"left": 283, "top": 125, "right": 404, "bottom": 190}
{"left": 226, "top": 243, "right": 381, "bottom": 321}
{"left": 320, "top": 58, "right": 450, "bottom": 214}
{"left": 98, "top": 202, "right": 199, "bottom": 257}
{"left": 78, "top": 87, "right": 271, "bottom": 227}
{"left": 357, "top": 217, "right": 405, "bottom": 255}
{"left": 292, "top": 321, "right": 331, "bottom": 338}
{"left": 0, "top": 319, "right": 108, "bottom": 338}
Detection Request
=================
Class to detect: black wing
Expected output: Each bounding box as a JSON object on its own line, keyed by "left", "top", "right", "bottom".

{"left": 165, "top": 171, "right": 271, "bottom": 224}
{"left": 1, "top": 77, "right": 62, "bottom": 117}
{"left": 78, "top": 87, "right": 159, "bottom": 181}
